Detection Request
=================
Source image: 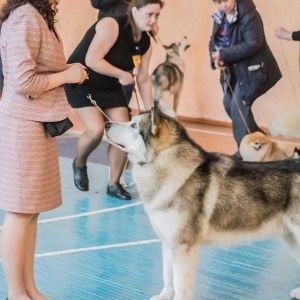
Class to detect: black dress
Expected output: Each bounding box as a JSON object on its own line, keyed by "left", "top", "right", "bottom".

{"left": 64, "top": 16, "right": 150, "bottom": 108}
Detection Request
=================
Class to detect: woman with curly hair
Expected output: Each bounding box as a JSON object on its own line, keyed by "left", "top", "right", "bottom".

{"left": 0, "top": 0, "right": 88, "bottom": 299}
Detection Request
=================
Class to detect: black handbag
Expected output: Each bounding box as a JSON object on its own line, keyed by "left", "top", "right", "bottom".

{"left": 44, "top": 117, "right": 73, "bottom": 137}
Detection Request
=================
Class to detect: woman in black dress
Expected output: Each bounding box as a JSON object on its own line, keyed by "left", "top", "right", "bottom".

{"left": 64, "top": 0, "right": 164, "bottom": 200}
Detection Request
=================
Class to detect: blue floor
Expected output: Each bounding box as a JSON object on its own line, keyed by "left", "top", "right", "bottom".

{"left": 0, "top": 154, "right": 300, "bottom": 299}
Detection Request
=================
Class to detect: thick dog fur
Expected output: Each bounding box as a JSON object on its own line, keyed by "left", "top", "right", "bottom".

{"left": 151, "top": 37, "right": 190, "bottom": 116}
{"left": 239, "top": 131, "right": 289, "bottom": 162}
{"left": 105, "top": 105, "right": 300, "bottom": 300}
{"left": 270, "top": 109, "right": 300, "bottom": 139}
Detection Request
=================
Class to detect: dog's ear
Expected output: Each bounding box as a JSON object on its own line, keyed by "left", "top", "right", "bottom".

{"left": 150, "top": 105, "right": 163, "bottom": 136}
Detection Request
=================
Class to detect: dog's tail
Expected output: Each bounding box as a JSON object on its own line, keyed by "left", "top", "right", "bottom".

{"left": 269, "top": 109, "right": 300, "bottom": 138}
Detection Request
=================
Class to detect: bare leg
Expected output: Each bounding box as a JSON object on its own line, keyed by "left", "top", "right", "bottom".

{"left": 73, "top": 107, "right": 105, "bottom": 166}
{"left": 1, "top": 212, "right": 33, "bottom": 300}
{"left": 23, "top": 214, "right": 51, "bottom": 300}
{"left": 104, "top": 107, "right": 130, "bottom": 185}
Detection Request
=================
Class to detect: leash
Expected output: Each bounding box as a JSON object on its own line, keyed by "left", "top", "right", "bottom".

{"left": 212, "top": 41, "right": 250, "bottom": 134}
{"left": 78, "top": 77, "right": 142, "bottom": 121}
{"left": 132, "top": 76, "right": 141, "bottom": 112}
{"left": 78, "top": 84, "right": 112, "bottom": 121}
{"left": 222, "top": 69, "right": 251, "bottom": 134}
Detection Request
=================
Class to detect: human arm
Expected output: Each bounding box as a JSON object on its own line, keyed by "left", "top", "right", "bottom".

{"left": 85, "top": 17, "right": 134, "bottom": 85}
{"left": 45, "top": 63, "right": 88, "bottom": 91}
{"left": 136, "top": 45, "right": 153, "bottom": 110}
{"left": 275, "top": 27, "right": 300, "bottom": 41}
{"left": 4, "top": 7, "right": 87, "bottom": 99}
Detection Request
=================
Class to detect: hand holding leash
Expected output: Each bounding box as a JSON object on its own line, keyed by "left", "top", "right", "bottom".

{"left": 118, "top": 71, "right": 135, "bottom": 86}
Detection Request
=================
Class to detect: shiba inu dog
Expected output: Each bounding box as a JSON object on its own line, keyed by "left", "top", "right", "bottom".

{"left": 105, "top": 103, "right": 300, "bottom": 300}
{"left": 239, "top": 131, "right": 289, "bottom": 162}
{"left": 151, "top": 37, "right": 190, "bottom": 116}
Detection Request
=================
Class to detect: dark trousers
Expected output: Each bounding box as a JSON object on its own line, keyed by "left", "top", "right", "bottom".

{"left": 223, "top": 82, "right": 263, "bottom": 148}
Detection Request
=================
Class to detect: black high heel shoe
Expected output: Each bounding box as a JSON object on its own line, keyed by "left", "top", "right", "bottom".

{"left": 72, "top": 158, "right": 89, "bottom": 191}
{"left": 107, "top": 182, "right": 131, "bottom": 200}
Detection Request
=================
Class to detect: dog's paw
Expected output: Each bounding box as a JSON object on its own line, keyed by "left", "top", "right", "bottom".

{"left": 290, "top": 287, "right": 300, "bottom": 299}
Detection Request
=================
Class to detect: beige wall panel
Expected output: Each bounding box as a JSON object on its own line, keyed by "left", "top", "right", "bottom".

{"left": 1, "top": 0, "right": 299, "bottom": 127}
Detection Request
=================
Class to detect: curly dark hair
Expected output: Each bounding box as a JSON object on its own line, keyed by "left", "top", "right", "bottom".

{"left": 0, "top": 0, "right": 58, "bottom": 29}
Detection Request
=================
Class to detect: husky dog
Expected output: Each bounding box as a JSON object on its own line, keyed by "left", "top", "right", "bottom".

{"left": 105, "top": 104, "right": 300, "bottom": 300}
{"left": 239, "top": 131, "right": 289, "bottom": 162}
{"left": 151, "top": 37, "right": 190, "bottom": 116}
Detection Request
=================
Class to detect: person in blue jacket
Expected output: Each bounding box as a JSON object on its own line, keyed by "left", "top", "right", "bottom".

{"left": 209, "top": 0, "right": 282, "bottom": 158}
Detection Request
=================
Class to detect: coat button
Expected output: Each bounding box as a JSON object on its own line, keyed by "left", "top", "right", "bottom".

{"left": 239, "top": 82, "right": 243, "bottom": 85}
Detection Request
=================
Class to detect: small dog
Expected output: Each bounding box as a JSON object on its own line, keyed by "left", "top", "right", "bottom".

{"left": 151, "top": 36, "right": 190, "bottom": 116}
{"left": 106, "top": 103, "right": 300, "bottom": 300}
{"left": 239, "top": 131, "right": 289, "bottom": 162}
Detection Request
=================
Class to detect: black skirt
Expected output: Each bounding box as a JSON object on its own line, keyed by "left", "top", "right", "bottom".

{"left": 64, "top": 83, "right": 133, "bottom": 109}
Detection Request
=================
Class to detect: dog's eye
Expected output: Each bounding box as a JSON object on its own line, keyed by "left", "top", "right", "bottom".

{"left": 131, "top": 123, "right": 137, "bottom": 129}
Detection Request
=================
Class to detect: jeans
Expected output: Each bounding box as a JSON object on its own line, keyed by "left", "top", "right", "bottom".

{"left": 223, "top": 82, "right": 263, "bottom": 148}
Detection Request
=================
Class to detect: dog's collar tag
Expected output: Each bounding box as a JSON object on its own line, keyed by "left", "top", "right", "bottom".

{"left": 132, "top": 55, "right": 141, "bottom": 75}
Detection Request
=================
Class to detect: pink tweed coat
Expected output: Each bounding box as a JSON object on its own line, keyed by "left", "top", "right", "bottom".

{"left": 0, "top": 3, "right": 70, "bottom": 213}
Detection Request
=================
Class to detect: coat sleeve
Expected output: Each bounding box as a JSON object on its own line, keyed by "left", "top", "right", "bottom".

{"left": 292, "top": 30, "right": 300, "bottom": 41}
{"left": 5, "top": 7, "right": 49, "bottom": 99}
{"left": 219, "top": 13, "right": 264, "bottom": 63}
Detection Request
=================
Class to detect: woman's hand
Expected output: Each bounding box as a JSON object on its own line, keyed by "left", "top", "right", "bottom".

{"left": 63, "top": 63, "right": 89, "bottom": 84}
{"left": 118, "top": 71, "right": 134, "bottom": 86}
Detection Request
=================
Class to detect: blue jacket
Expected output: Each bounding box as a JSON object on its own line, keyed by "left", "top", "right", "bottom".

{"left": 209, "top": 0, "right": 282, "bottom": 105}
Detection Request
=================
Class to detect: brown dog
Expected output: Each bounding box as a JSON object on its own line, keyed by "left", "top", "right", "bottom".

{"left": 239, "top": 131, "right": 289, "bottom": 162}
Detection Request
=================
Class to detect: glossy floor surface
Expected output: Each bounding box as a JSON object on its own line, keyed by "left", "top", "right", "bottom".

{"left": 0, "top": 122, "right": 300, "bottom": 299}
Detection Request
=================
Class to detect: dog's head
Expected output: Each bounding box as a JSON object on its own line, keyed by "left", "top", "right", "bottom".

{"left": 239, "top": 132, "right": 271, "bottom": 161}
{"left": 105, "top": 102, "right": 185, "bottom": 165}
{"left": 163, "top": 36, "right": 191, "bottom": 61}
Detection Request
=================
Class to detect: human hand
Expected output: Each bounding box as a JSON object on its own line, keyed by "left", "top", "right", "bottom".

{"left": 214, "top": 59, "right": 226, "bottom": 71}
{"left": 211, "top": 51, "right": 220, "bottom": 60}
{"left": 64, "top": 63, "right": 89, "bottom": 84}
{"left": 275, "top": 27, "right": 292, "bottom": 41}
{"left": 118, "top": 71, "right": 134, "bottom": 86}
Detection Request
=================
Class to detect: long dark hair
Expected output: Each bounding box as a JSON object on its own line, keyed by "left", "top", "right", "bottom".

{"left": 127, "top": 0, "right": 164, "bottom": 37}
{"left": 0, "top": 0, "right": 58, "bottom": 30}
